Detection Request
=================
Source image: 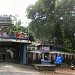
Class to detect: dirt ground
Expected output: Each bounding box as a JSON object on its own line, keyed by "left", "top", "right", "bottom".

{"left": 0, "top": 62, "right": 74, "bottom": 75}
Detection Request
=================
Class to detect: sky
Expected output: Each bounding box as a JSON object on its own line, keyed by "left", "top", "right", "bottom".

{"left": 0, "top": 0, "right": 37, "bottom": 26}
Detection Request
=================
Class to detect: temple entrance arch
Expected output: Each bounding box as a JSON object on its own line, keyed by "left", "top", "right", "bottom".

{"left": 0, "top": 42, "right": 29, "bottom": 65}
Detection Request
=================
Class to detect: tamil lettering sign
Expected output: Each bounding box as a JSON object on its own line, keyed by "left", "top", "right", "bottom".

{"left": 42, "top": 47, "right": 50, "bottom": 51}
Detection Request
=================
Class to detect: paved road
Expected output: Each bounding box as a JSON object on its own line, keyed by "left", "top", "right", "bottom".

{"left": 0, "top": 62, "right": 74, "bottom": 75}
{"left": 0, "top": 62, "right": 44, "bottom": 75}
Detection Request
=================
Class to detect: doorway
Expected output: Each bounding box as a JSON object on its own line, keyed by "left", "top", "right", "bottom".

{"left": 2, "top": 54, "right": 5, "bottom": 60}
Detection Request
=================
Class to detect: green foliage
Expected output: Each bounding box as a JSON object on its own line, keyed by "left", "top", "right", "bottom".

{"left": 27, "top": 0, "right": 55, "bottom": 42}
{"left": 26, "top": 0, "right": 75, "bottom": 52}
{"left": 11, "top": 16, "right": 34, "bottom": 41}
{"left": 11, "top": 16, "right": 28, "bottom": 33}
{"left": 55, "top": 0, "right": 75, "bottom": 51}
{"left": 54, "top": 21, "right": 63, "bottom": 45}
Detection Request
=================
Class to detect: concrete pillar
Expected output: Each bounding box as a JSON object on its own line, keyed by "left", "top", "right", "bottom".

{"left": 23, "top": 45, "right": 27, "bottom": 64}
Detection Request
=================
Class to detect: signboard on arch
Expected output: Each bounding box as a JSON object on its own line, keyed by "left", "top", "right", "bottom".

{"left": 42, "top": 46, "right": 50, "bottom": 51}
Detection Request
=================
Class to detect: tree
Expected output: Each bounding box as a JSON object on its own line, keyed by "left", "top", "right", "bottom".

{"left": 27, "top": 0, "right": 56, "bottom": 43}
{"left": 55, "top": 0, "right": 75, "bottom": 51}
{"left": 11, "top": 16, "right": 34, "bottom": 41}
{"left": 11, "top": 16, "right": 27, "bottom": 33}
{"left": 27, "top": 0, "right": 75, "bottom": 52}
{"left": 54, "top": 21, "right": 63, "bottom": 45}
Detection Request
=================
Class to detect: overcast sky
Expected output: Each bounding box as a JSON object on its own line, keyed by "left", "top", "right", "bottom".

{"left": 0, "top": 0, "right": 37, "bottom": 26}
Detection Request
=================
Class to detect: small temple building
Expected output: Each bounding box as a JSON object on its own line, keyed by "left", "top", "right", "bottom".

{"left": 0, "top": 15, "right": 31, "bottom": 64}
